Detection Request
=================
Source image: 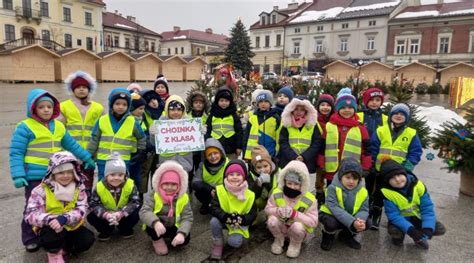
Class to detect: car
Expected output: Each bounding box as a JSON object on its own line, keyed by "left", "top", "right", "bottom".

{"left": 292, "top": 71, "right": 324, "bottom": 81}
{"left": 262, "top": 72, "right": 278, "bottom": 80}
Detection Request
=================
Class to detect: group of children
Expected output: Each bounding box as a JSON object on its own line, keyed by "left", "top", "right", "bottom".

{"left": 9, "top": 70, "right": 446, "bottom": 262}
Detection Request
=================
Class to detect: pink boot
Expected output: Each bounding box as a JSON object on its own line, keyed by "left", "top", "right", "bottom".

{"left": 47, "top": 250, "right": 65, "bottom": 263}
{"left": 210, "top": 240, "right": 224, "bottom": 260}
{"left": 152, "top": 239, "right": 168, "bottom": 256}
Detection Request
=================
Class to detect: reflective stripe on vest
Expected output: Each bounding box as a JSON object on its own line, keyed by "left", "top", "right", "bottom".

{"left": 324, "top": 123, "right": 362, "bottom": 173}
{"left": 272, "top": 189, "right": 316, "bottom": 233}
{"left": 316, "top": 122, "right": 323, "bottom": 135}
{"left": 153, "top": 192, "right": 190, "bottom": 228}
{"left": 244, "top": 114, "right": 278, "bottom": 159}
{"left": 23, "top": 119, "right": 66, "bottom": 166}
{"left": 96, "top": 178, "right": 134, "bottom": 211}
{"left": 211, "top": 115, "right": 235, "bottom": 139}
{"left": 357, "top": 112, "right": 388, "bottom": 127}
{"left": 216, "top": 185, "right": 255, "bottom": 238}
{"left": 375, "top": 125, "right": 417, "bottom": 171}
{"left": 287, "top": 126, "right": 315, "bottom": 155}
{"left": 97, "top": 115, "right": 135, "bottom": 161}
{"left": 61, "top": 99, "right": 103, "bottom": 149}
{"left": 44, "top": 183, "right": 83, "bottom": 231}
{"left": 203, "top": 159, "right": 229, "bottom": 187}
{"left": 320, "top": 186, "right": 368, "bottom": 216}
{"left": 381, "top": 181, "right": 425, "bottom": 218}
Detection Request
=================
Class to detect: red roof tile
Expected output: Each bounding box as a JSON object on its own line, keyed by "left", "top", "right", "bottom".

{"left": 102, "top": 12, "right": 161, "bottom": 37}
{"left": 160, "top": 29, "right": 228, "bottom": 45}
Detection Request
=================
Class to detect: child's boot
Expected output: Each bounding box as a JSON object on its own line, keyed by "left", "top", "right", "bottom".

{"left": 152, "top": 238, "right": 168, "bottom": 256}
{"left": 320, "top": 230, "right": 335, "bottom": 251}
{"left": 369, "top": 206, "right": 382, "bottom": 230}
{"left": 286, "top": 239, "right": 302, "bottom": 258}
{"left": 210, "top": 239, "right": 224, "bottom": 260}
{"left": 47, "top": 250, "right": 64, "bottom": 263}
{"left": 345, "top": 233, "right": 362, "bottom": 250}
{"left": 270, "top": 235, "right": 285, "bottom": 255}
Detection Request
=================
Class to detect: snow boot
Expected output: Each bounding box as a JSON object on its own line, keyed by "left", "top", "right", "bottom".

{"left": 270, "top": 235, "right": 285, "bottom": 255}
{"left": 47, "top": 250, "right": 64, "bottom": 263}
{"left": 210, "top": 239, "right": 224, "bottom": 260}
{"left": 345, "top": 234, "right": 362, "bottom": 250}
{"left": 369, "top": 206, "right": 382, "bottom": 230}
{"left": 152, "top": 238, "right": 168, "bottom": 256}
{"left": 286, "top": 239, "right": 302, "bottom": 258}
{"left": 320, "top": 230, "right": 335, "bottom": 251}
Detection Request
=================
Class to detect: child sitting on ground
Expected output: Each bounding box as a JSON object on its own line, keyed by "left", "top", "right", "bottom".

{"left": 249, "top": 145, "right": 279, "bottom": 212}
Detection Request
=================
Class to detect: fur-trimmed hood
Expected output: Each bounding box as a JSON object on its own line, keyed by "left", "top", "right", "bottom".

{"left": 281, "top": 98, "right": 318, "bottom": 128}
{"left": 186, "top": 89, "right": 209, "bottom": 114}
{"left": 277, "top": 160, "right": 310, "bottom": 194}
{"left": 64, "top": 71, "right": 97, "bottom": 94}
{"left": 162, "top": 94, "right": 187, "bottom": 119}
{"left": 152, "top": 160, "right": 188, "bottom": 198}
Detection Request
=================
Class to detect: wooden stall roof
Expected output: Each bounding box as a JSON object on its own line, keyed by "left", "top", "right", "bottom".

{"left": 183, "top": 56, "right": 206, "bottom": 63}
{"left": 438, "top": 62, "right": 474, "bottom": 72}
{"left": 56, "top": 48, "right": 101, "bottom": 59}
{"left": 360, "top": 60, "right": 394, "bottom": 70}
{"left": 0, "top": 44, "right": 60, "bottom": 57}
{"left": 97, "top": 51, "right": 135, "bottom": 61}
{"left": 158, "top": 55, "right": 188, "bottom": 63}
{"left": 323, "top": 59, "right": 356, "bottom": 69}
{"left": 396, "top": 61, "right": 436, "bottom": 72}
{"left": 131, "top": 53, "right": 163, "bottom": 62}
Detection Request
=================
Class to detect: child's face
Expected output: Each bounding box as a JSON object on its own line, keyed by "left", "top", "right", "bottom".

{"left": 255, "top": 161, "right": 272, "bottom": 174}
{"left": 277, "top": 94, "right": 289, "bottom": 105}
{"left": 161, "top": 182, "right": 178, "bottom": 195}
{"left": 73, "top": 86, "right": 89, "bottom": 99}
{"left": 54, "top": 170, "right": 75, "bottom": 186}
{"left": 319, "top": 102, "right": 332, "bottom": 116}
{"left": 341, "top": 172, "right": 359, "bottom": 190}
{"left": 168, "top": 108, "right": 184, "bottom": 119}
{"left": 148, "top": 98, "right": 159, "bottom": 109}
{"left": 132, "top": 105, "right": 145, "bottom": 117}
{"left": 389, "top": 174, "right": 407, "bottom": 188}
{"left": 218, "top": 98, "right": 230, "bottom": 109}
{"left": 106, "top": 172, "right": 125, "bottom": 187}
{"left": 113, "top": 99, "right": 128, "bottom": 115}
{"left": 292, "top": 105, "right": 307, "bottom": 119}
{"left": 36, "top": 101, "right": 54, "bottom": 121}
{"left": 206, "top": 151, "right": 222, "bottom": 164}
{"left": 339, "top": 106, "right": 355, "bottom": 119}
{"left": 258, "top": 101, "right": 271, "bottom": 111}
{"left": 155, "top": 84, "right": 167, "bottom": 95}
{"left": 391, "top": 112, "right": 406, "bottom": 125}
{"left": 227, "top": 172, "right": 244, "bottom": 186}
{"left": 367, "top": 97, "right": 382, "bottom": 110}
{"left": 285, "top": 180, "right": 301, "bottom": 191}
{"left": 193, "top": 100, "right": 204, "bottom": 111}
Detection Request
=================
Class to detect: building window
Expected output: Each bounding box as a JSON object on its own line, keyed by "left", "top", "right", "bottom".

{"left": 86, "top": 37, "right": 93, "bottom": 51}
{"left": 439, "top": 37, "right": 450, "bottom": 54}
{"left": 294, "top": 27, "right": 300, "bottom": 33}
{"left": 315, "top": 39, "right": 323, "bottom": 53}
{"left": 3, "top": 0, "right": 13, "bottom": 10}
{"left": 168, "top": 48, "right": 171, "bottom": 55}
{"left": 317, "top": 25, "right": 324, "bottom": 32}
{"left": 114, "top": 36, "right": 119, "bottom": 47}
{"left": 151, "top": 42, "right": 155, "bottom": 52}
{"left": 64, "top": 34, "right": 72, "bottom": 48}
{"left": 263, "top": 64, "right": 270, "bottom": 73}
{"left": 63, "top": 7, "right": 71, "bottom": 22}
{"left": 125, "top": 38, "right": 130, "bottom": 49}
{"left": 293, "top": 42, "right": 300, "bottom": 54}
{"left": 255, "top": 36, "right": 260, "bottom": 48}
{"left": 265, "top": 35, "right": 270, "bottom": 47}
{"left": 40, "top": 1, "right": 49, "bottom": 17}
{"left": 41, "top": 30, "right": 50, "bottom": 40}
{"left": 261, "top": 16, "right": 266, "bottom": 26}
{"left": 369, "top": 20, "right": 376, "bottom": 26}
{"left": 409, "top": 39, "right": 419, "bottom": 54}
{"left": 85, "top": 12, "right": 92, "bottom": 26}
{"left": 340, "top": 38, "right": 348, "bottom": 51}
{"left": 4, "top": 24, "right": 15, "bottom": 41}
{"left": 175, "top": 47, "right": 178, "bottom": 54}
{"left": 272, "top": 14, "right": 276, "bottom": 24}
{"left": 144, "top": 41, "right": 149, "bottom": 51}
{"left": 77, "top": 39, "right": 81, "bottom": 46}
{"left": 396, "top": 39, "right": 406, "bottom": 54}
{"left": 196, "top": 47, "right": 200, "bottom": 55}
{"left": 470, "top": 34, "right": 474, "bottom": 52}
{"left": 273, "top": 64, "right": 281, "bottom": 74}
{"left": 276, "top": 34, "right": 281, "bottom": 46}
{"left": 134, "top": 36, "right": 139, "bottom": 51}
{"left": 181, "top": 47, "right": 184, "bottom": 54}
{"left": 367, "top": 36, "right": 375, "bottom": 50}
{"left": 342, "top": 23, "right": 349, "bottom": 29}
{"left": 105, "top": 35, "right": 111, "bottom": 47}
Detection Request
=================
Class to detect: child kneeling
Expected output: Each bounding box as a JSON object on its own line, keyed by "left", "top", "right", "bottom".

{"left": 265, "top": 160, "right": 318, "bottom": 258}
{"left": 319, "top": 157, "right": 370, "bottom": 251}
{"left": 140, "top": 161, "right": 193, "bottom": 256}
{"left": 24, "top": 151, "right": 95, "bottom": 262}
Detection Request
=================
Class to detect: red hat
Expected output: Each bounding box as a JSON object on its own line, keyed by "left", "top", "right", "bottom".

{"left": 71, "top": 76, "right": 90, "bottom": 90}
{"left": 362, "top": 88, "right": 384, "bottom": 107}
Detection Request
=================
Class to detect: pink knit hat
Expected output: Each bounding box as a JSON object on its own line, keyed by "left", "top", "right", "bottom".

{"left": 160, "top": 170, "right": 181, "bottom": 187}
{"left": 225, "top": 163, "right": 246, "bottom": 179}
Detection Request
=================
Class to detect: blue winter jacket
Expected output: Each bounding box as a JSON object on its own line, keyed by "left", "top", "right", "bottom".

{"left": 360, "top": 108, "right": 385, "bottom": 138}
{"left": 383, "top": 173, "right": 436, "bottom": 233}
{"left": 9, "top": 89, "right": 91, "bottom": 182}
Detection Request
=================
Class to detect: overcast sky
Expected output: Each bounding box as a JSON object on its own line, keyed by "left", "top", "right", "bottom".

{"left": 105, "top": 0, "right": 300, "bottom": 36}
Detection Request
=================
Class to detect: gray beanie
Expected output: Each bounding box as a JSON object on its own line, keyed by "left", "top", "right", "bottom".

{"left": 284, "top": 171, "right": 302, "bottom": 184}
{"left": 104, "top": 152, "right": 126, "bottom": 176}
{"left": 255, "top": 89, "right": 274, "bottom": 106}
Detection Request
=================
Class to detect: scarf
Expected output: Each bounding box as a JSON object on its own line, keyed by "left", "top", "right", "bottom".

{"left": 158, "top": 187, "right": 179, "bottom": 218}
{"left": 204, "top": 158, "right": 225, "bottom": 174}
{"left": 144, "top": 105, "right": 163, "bottom": 120}
{"left": 160, "top": 93, "right": 170, "bottom": 102}
{"left": 291, "top": 114, "right": 307, "bottom": 128}
{"left": 190, "top": 109, "right": 204, "bottom": 118}
{"left": 210, "top": 103, "right": 236, "bottom": 118}
{"left": 52, "top": 181, "right": 77, "bottom": 202}
{"left": 329, "top": 112, "right": 360, "bottom": 127}
{"left": 224, "top": 178, "right": 248, "bottom": 201}
{"left": 317, "top": 112, "right": 331, "bottom": 124}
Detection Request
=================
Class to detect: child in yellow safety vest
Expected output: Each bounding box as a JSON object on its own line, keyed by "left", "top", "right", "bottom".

{"left": 191, "top": 138, "right": 229, "bottom": 215}
{"left": 265, "top": 160, "right": 318, "bottom": 258}
{"left": 128, "top": 93, "right": 148, "bottom": 194}
{"left": 139, "top": 161, "right": 193, "bottom": 256}
{"left": 87, "top": 152, "right": 141, "bottom": 241}
{"left": 209, "top": 160, "right": 256, "bottom": 260}
{"left": 319, "top": 157, "right": 370, "bottom": 251}
{"left": 9, "top": 89, "right": 95, "bottom": 252}
{"left": 24, "top": 151, "right": 95, "bottom": 262}
{"left": 249, "top": 145, "right": 279, "bottom": 212}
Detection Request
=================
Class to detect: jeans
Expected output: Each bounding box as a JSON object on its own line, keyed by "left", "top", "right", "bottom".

{"left": 210, "top": 217, "right": 245, "bottom": 248}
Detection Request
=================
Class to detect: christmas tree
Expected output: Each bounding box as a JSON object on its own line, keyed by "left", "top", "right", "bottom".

{"left": 224, "top": 19, "right": 255, "bottom": 76}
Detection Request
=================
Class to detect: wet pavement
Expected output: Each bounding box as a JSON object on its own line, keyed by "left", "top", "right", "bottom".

{"left": 0, "top": 83, "right": 472, "bottom": 262}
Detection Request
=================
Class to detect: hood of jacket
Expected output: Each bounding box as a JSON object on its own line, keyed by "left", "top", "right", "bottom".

{"left": 277, "top": 160, "right": 310, "bottom": 194}
{"left": 205, "top": 137, "right": 226, "bottom": 157}
{"left": 281, "top": 98, "right": 318, "bottom": 128}
{"left": 26, "top": 89, "right": 61, "bottom": 121}
{"left": 163, "top": 94, "right": 187, "bottom": 118}
{"left": 140, "top": 89, "right": 164, "bottom": 119}
{"left": 64, "top": 70, "right": 97, "bottom": 95}
{"left": 186, "top": 89, "right": 209, "bottom": 114}
{"left": 152, "top": 160, "right": 188, "bottom": 198}
{"left": 43, "top": 151, "right": 84, "bottom": 185}
{"left": 331, "top": 169, "right": 365, "bottom": 193}
{"left": 108, "top": 88, "right": 131, "bottom": 114}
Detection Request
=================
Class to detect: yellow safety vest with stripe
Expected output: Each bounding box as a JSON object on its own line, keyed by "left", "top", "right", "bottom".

{"left": 96, "top": 178, "right": 134, "bottom": 211}
{"left": 202, "top": 159, "right": 229, "bottom": 187}
{"left": 316, "top": 122, "right": 323, "bottom": 135}
{"left": 287, "top": 125, "right": 315, "bottom": 155}
{"left": 244, "top": 114, "right": 279, "bottom": 160}
{"left": 357, "top": 112, "right": 388, "bottom": 128}
{"left": 43, "top": 184, "right": 83, "bottom": 231}
{"left": 375, "top": 125, "right": 417, "bottom": 171}
{"left": 216, "top": 185, "right": 255, "bottom": 238}
{"left": 22, "top": 118, "right": 66, "bottom": 166}
{"left": 325, "top": 123, "right": 362, "bottom": 173}
{"left": 320, "top": 186, "right": 368, "bottom": 216}
{"left": 211, "top": 115, "right": 235, "bottom": 139}
{"left": 153, "top": 192, "right": 190, "bottom": 228}
{"left": 381, "top": 180, "right": 425, "bottom": 218}
{"left": 97, "top": 114, "right": 135, "bottom": 161}
{"left": 60, "top": 99, "right": 103, "bottom": 149}
{"left": 272, "top": 189, "right": 316, "bottom": 233}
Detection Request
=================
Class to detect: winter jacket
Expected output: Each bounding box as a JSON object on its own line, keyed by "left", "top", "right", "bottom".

{"left": 357, "top": 108, "right": 388, "bottom": 139}
{"left": 139, "top": 161, "right": 193, "bottom": 236}
{"left": 205, "top": 113, "right": 243, "bottom": 155}
{"left": 192, "top": 138, "right": 227, "bottom": 187}
{"left": 243, "top": 108, "right": 281, "bottom": 158}
{"left": 383, "top": 173, "right": 436, "bottom": 233}
{"left": 25, "top": 151, "right": 88, "bottom": 229}
{"left": 9, "top": 89, "right": 92, "bottom": 182}
{"left": 248, "top": 165, "right": 279, "bottom": 210}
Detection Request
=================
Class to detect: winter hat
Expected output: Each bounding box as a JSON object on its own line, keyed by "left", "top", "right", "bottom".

{"left": 127, "top": 83, "right": 143, "bottom": 93}
{"left": 141, "top": 89, "right": 161, "bottom": 103}
{"left": 255, "top": 89, "right": 274, "bottom": 106}
{"left": 131, "top": 93, "right": 146, "bottom": 111}
{"left": 205, "top": 146, "right": 221, "bottom": 157}
{"left": 251, "top": 145, "right": 275, "bottom": 170}
{"left": 52, "top": 162, "right": 74, "bottom": 175}
{"left": 251, "top": 85, "right": 263, "bottom": 104}
{"left": 168, "top": 100, "right": 185, "bottom": 111}
{"left": 284, "top": 171, "right": 302, "bottom": 184}
{"left": 380, "top": 159, "right": 407, "bottom": 185}
{"left": 362, "top": 88, "right": 384, "bottom": 107}
{"left": 160, "top": 170, "right": 181, "bottom": 186}
{"left": 110, "top": 90, "right": 130, "bottom": 106}
{"left": 215, "top": 86, "right": 233, "bottom": 102}
{"left": 390, "top": 103, "right": 411, "bottom": 124}
{"left": 71, "top": 77, "right": 89, "bottom": 91}
{"left": 154, "top": 79, "right": 169, "bottom": 93}
{"left": 36, "top": 95, "right": 54, "bottom": 106}
{"left": 104, "top": 152, "right": 127, "bottom": 176}
{"left": 225, "top": 163, "right": 246, "bottom": 179}
{"left": 277, "top": 86, "right": 294, "bottom": 101}
{"left": 317, "top": 93, "right": 335, "bottom": 109}
{"left": 65, "top": 71, "right": 97, "bottom": 94}
{"left": 337, "top": 157, "right": 363, "bottom": 180}
{"left": 335, "top": 87, "right": 357, "bottom": 112}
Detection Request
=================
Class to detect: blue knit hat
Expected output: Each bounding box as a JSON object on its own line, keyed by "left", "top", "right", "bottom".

{"left": 335, "top": 87, "right": 357, "bottom": 112}
{"left": 390, "top": 103, "right": 411, "bottom": 124}
{"left": 277, "top": 86, "right": 294, "bottom": 102}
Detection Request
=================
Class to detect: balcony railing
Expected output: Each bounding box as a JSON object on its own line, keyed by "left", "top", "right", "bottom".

{"left": 15, "top": 6, "right": 42, "bottom": 24}
{"left": 104, "top": 45, "right": 157, "bottom": 54}
{"left": 0, "top": 38, "right": 65, "bottom": 52}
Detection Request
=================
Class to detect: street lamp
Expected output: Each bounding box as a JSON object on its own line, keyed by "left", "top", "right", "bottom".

{"left": 355, "top": 59, "right": 364, "bottom": 101}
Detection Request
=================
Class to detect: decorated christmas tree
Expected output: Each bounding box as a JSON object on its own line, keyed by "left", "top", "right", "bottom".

{"left": 224, "top": 19, "right": 255, "bottom": 76}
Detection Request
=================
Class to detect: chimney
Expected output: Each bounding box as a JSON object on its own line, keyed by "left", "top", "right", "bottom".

{"left": 273, "top": 6, "right": 279, "bottom": 11}
{"left": 126, "top": 16, "right": 136, "bottom": 23}
{"left": 437, "top": 0, "right": 443, "bottom": 4}
{"left": 205, "top": 28, "right": 213, "bottom": 34}
{"left": 173, "top": 26, "right": 181, "bottom": 32}
{"left": 288, "top": 2, "right": 298, "bottom": 10}
{"left": 115, "top": 10, "right": 118, "bottom": 14}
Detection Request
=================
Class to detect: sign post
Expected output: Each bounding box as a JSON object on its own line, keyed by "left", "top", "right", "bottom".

{"left": 154, "top": 118, "right": 205, "bottom": 154}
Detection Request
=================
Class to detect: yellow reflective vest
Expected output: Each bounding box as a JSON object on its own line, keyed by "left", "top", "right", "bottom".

{"left": 375, "top": 125, "right": 417, "bottom": 171}
{"left": 96, "top": 178, "right": 134, "bottom": 211}
{"left": 244, "top": 114, "right": 279, "bottom": 160}
{"left": 60, "top": 99, "right": 103, "bottom": 149}
{"left": 23, "top": 118, "right": 66, "bottom": 166}
{"left": 202, "top": 159, "right": 229, "bottom": 187}
{"left": 211, "top": 115, "right": 235, "bottom": 139}
{"left": 216, "top": 185, "right": 255, "bottom": 238}
{"left": 97, "top": 114, "right": 135, "bottom": 161}
{"left": 381, "top": 180, "right": 426, "bottom": 219}
{"left": 44, "top": 184, "right": 83, "bottom": 231}
{"left": 324, "top": 123, "right": 362, "bottom": 173}
{"left": 272, "top": 189, "right": 316, "bottom": 233}
{"left": 320, "top": 186, "right": 368, "bottom": 216}
{"left": 153, "top": 192, "right": 190, "bottom": 228}
{"left": 287, "top": 125, "right": 315, "bottom": 155}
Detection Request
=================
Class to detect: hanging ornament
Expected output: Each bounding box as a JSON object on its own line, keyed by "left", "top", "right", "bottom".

{"left": 455, "top": 129, "right": 472, "bottom": 141}
{"left": 426, "top": 152, "right": 435, "bottom": 161}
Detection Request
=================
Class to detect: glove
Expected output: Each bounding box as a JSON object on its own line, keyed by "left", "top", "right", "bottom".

{"left": 149, "top": 124, "right": 158, "bottom": 135}
{"left": 131, "top": 150, "right": 145, "bottom": 164}
{"left": 13, "top": 178, "right": 28, "bottom": 188}
{"left": 422, "top": 228, "right": 434, "bottom": 239}
{"left": 153, "top": 221, "right": 166, "bottom": 237}
{"left": 84, "top": 159, "right": 96, "bottom": 171}
{"left": 256, "top": 173, "right": 271, "bottom": 187}
{"left": 407, "top": 227, "right": 425, "bottom": 242}
{"left": 200, "top": 125, "right": 207, "bottom": 135}
{"left": 56, "top": 215, "right": 68, "bottom": 226}
{"left": 402, "top": 160, "right": 414, "bottom": 172}
{"left": 171, "top": 233, "right": 186, "bottom": 247}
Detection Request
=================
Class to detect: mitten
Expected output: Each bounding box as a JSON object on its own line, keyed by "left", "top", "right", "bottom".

{"left": 84, "top": 159, "right": 96, "bottom": 170}
{"left": 256, "top": 173, "right": 271, "bottom": 186}
{"left": 407, "top": 227, "right": 425, "bottom": 242}
{"left": 402, "top": 160, "right": 414, "bottom": 172}
{"left": 13, "top": 178, "right": 28, "bottom": 188}
{"left": 422, "top": 228, "right": 434, "bottom": 239}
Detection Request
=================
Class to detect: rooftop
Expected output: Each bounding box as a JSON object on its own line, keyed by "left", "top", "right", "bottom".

{"left": 160, "top": 28, "right": 228, "bottom": 45}
{"left": 103, "top": 12, "right": 161, "bottom": 37}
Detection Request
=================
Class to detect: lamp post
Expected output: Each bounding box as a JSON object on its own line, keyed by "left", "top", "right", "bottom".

{"left": 355, "top": 59, "right": 364, "bottom": 101}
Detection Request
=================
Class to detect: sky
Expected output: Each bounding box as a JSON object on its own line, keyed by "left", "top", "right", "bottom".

{"left": 105, "top": 0, "right": 299, "bottom": 36}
